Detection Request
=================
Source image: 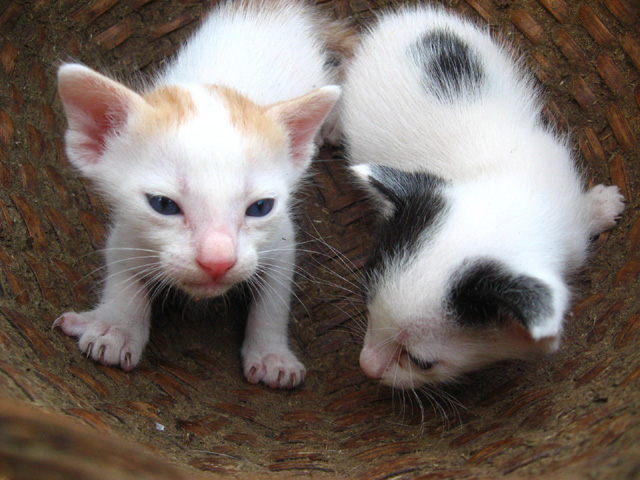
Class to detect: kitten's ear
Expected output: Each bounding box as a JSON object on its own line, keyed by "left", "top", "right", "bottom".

{"left": 268, "top": 86, "right": 340, "bottom": 171}
{"left": 57, "top": 63, "right": 145, "bottom": 169}
{"left": 351, "top": 164, "right": 396, "bottom": 216}
{"left": 350, "top": 164, "right": 445, "bottom": 217}
{"left": 450, "top": 259, "right": 564, "bottom": 344}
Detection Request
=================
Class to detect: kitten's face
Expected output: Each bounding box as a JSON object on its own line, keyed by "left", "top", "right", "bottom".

{"left": 360, "top": 261, "right": 559, "bottom": 389}
{"left": 57, "top": 65, "right": 339, "bottom": 300}
{"left": 354, "top": 165, "right": 564, "bottom": 389}
{"left": 94, "top": 86, "right": 298, "bottom": 297}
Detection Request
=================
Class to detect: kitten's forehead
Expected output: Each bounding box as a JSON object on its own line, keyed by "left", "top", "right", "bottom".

{"left": 141, "top": 85, "right": 196, "bottom": 129}
{"left": 368, "top": 251, "right": 450, "bottom": 329}
{"left": 207, "top": 85, "right": 287, "bottom": 152}
{"left": 125, "top": 85, "right": 197, "bottom": 136}
{"left": 122, "top": 84, "right": 291, "bottom": 217}
{"left": 132, "top": 84, "right": 287, "bottom": 157}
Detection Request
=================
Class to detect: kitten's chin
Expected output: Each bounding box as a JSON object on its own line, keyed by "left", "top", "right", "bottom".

{"left": 180, "top": 280, "right": 234, "bottom": 299}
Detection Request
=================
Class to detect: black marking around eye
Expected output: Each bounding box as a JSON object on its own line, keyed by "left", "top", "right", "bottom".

{"left": 363, "top": 165, "right": 448, "bottom": 299}
{"left": 410, "top": 29, "right": 484, "bottom": 101}
{"left": 448, "top": 259, "right": 553, "bottom": 330}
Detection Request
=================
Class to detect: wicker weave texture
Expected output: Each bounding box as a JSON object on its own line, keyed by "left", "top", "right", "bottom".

{"left": 0, "top": 0, "right": 639, "bottom": 478}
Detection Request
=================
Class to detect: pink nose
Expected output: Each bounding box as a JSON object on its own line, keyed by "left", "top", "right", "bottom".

{"left": 196, "top": 232, "right": 237, "bottom": 280}
{"left": 359, "top": 347, "right": 389, "bottom": 379}
{"left": 197, "top": 258, "right": 236, "bottom": 279}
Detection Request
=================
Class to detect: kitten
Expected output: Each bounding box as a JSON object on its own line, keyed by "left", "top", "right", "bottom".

{"left": 341, "top": 6, "right": 625, "bottom": 389}
{"left": 55, "top": 0, "right": 349, "bottom": 389}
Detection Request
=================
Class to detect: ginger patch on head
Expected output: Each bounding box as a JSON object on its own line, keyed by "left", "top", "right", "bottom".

{"left": 207, "top": 85, "right": 286, "bottom": 151}
{"left": 134, "top": 85, "right": 196, "bottom": 133}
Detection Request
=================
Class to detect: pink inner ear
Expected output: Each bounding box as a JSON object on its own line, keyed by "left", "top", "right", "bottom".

{"left": 58, "top": 66, "right": 140, "bottom": 165}
{"left": 70, "top": 88, "right": 131, "bottom": 162}
{"left": 75, "top": 97, "right": 126, "bottom": 160}
{"left": 269, "top": 87, "right": 340, "bottom": 168}
{"left": 281, "top": 109, "right": 324, "bottom": 164}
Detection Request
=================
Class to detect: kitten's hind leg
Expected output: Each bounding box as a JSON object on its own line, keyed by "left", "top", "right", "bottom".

{"left": 241, "top": 232, "right": 306, "bottom": 389}
{"left": 586, "top": 184, "right": 625, "bottom": 235}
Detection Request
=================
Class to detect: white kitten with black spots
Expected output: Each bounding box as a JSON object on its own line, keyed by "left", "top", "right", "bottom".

{"left": 341, "top": 6, "right": 624, "bottom": 389}
{"left": 55, "top": 0, "right": 351, "bottom": 389}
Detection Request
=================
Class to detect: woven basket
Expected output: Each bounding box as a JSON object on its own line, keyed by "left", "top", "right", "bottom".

{"left": 1, "top": 0, "right": 639, "bottom": 478}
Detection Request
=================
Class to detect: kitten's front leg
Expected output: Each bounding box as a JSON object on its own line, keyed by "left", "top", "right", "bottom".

{"left": 55, "top": 232, "right": 152, "bottom": 371}
{"left": 242, "top": 234, "right": 306, "bottom": 389}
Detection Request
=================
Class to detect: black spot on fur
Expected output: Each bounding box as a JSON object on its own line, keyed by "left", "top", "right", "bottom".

{"left": 363, "top": 165, "right": 448, "bottom": 299}
{"left": 448, "top": 259, "right": 553, "bottom": 330}
{"left": 411, "top": 29, "right": 483, "bottom": 101}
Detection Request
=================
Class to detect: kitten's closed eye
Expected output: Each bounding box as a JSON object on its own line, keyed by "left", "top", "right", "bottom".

{"left": 246, "top": 198, "right": 275, "bottom": 217}
{"left": 146, "top": 194, "right": 181, "bottom": 216}
{"left": 407, "top": 353, "right": 435, "bottom": 371}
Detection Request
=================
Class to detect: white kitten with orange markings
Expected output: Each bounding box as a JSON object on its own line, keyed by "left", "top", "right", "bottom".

{"left": 55, "top": 0, "right": 349, "bottom": 389}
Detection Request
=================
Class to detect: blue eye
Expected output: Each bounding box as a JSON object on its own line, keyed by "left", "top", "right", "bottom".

{"left": 146, "top": 194, "right": 181, "bottom": 215}
{"left": 246, "top": 198, "right": 275, "bottom": 217}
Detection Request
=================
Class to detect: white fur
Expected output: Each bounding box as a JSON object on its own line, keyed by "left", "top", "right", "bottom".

{"left": 55, "top": 0, "right": 341, "bottom": 389}
{"left": 161, "top": 1, "right": 333, "bottom": 104}
{"left": 342, "top": 7, "right": 624, "bottom": 388}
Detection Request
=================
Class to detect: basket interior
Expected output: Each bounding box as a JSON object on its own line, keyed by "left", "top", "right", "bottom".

{"left": 0, "top": 0, "right": 639, "bottom": 478}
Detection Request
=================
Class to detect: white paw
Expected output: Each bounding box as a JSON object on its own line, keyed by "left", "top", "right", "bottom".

{"left": 588, "top": 184, "right": 625, "bottom": 234}
{"left": 243, "top": 349, "right": 306, "bottom": 389}
{"left": 54, "top": 311, "right": 146, "bottom": 371}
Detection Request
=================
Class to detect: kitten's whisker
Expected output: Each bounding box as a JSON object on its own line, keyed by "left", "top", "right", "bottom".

{"left": 97, "top": 263, "right": 164, "bottom": 292}
{"left": 104, "top": 263, "right": 161, "bottom": 289}
{"left": 97, "top": 247, "right": 164, "bottom": 254}
{"left": 419, "top": 385, "right": 452, "bottom": 429}
{"left": 72, "top": 246, "right": 163, "bottom": 262}
{"left": 73, "top": 255, "right": 161, "bottom": 289}
{"left": 105, "top": 263, "right": 168, "bottom": 306}
{"left": 256, "top": 266, "right": 312, "bottom": 320}
{"left": 254, "top": 264, "right": 306, "bottom": 297}
{"left": 247, "top": 275, "right": 281, "bottom": 321}
{"left": 292, "top": 248, "right": 363, "bottom": 293}
{"left": 257, "top": 238, "right": 319, "bottom": 255}
{"left": 259, "top": 260, "right": 362, "bottom": 299}
{"left": 430, "top": 385, "right": 466, "bottom": 427}
{"left": 145, "top": 268, "right": 174, "bottom": 303}
{"left": 301, "top": 221, "right": 361, "bottom": 276}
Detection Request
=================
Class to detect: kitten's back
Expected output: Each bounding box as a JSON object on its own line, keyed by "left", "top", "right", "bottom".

{"left": 160, "top": 0, "right": 349, "bottom": 105}
{"left": 342, "top": 6, "right": 551, "bottom": 180}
